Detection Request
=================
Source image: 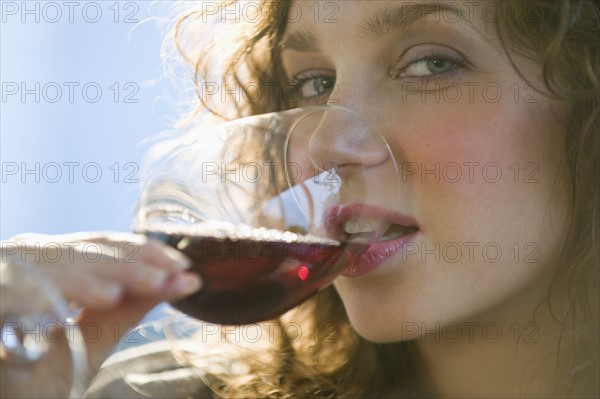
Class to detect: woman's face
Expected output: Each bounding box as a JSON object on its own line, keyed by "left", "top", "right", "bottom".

{"left": 280, "top": 0, "right": 570, "bottom": 342}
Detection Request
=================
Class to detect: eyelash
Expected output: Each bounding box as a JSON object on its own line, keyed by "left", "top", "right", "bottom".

{"left": 287, "top": 72, "right": 335, "bottom": 98}
{"left": 391, "top": 52, "right": 467, "bottom": 83}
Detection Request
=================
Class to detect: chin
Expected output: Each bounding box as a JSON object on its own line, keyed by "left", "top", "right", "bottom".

{"left": 342, "top": 302, "right": 412, "bottom": 343}
{"left": 347, "top": 316, "right": 409, "bottom": 343}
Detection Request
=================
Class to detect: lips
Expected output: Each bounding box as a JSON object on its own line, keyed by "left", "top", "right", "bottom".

{"left": 323, "top": 203, "right": 420, "bottom": 277}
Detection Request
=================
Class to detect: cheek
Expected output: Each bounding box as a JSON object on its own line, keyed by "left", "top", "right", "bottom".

{"left": 397, "top": 100, "right": 569, "bottom": 251}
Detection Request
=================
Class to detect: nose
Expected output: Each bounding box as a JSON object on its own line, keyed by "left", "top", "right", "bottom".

{"left": 286, "top": 106, "right": 399, "bottom": 239}
{"left": 304, "top": 106, "right": 391, "bottom": 172}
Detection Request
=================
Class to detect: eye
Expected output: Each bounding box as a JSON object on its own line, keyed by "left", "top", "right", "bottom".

{"left": 392, "top": 51, "right": 466, "bottom": 81}
{"left": 300, "top": 76, "right": 335, "bottom": 97}
{"left": 287, "top": 73, "right": 336, "bottom": 105}
{"left": 403, "top": 57, "right": 458, "bottom": 77}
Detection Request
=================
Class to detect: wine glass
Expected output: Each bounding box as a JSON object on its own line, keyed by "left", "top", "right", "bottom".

{"left": 0, "top": 259, "right": 89, "bottom": 398}
{"left": 133, "top": 105, "right": 400, "bottom": 325}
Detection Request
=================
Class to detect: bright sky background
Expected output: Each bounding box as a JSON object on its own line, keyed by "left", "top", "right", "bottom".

{"left": 1, "top": 1, "right": 183, "bottom": 239}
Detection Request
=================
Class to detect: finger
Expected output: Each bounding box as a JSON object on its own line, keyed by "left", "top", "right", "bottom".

{"left": 23, "top": 237, "right": 184, "bottom": 296}
{"left": 80, "top": 233, "right": 191, "bottom": 272}
{"left": 52, "top": 258, "right": 170, "bottom": 298}
{"left": 137, "top": 238, "right": 192, "bottom": 271}
{"left": 154, "top": 271, "right": 203, "bottom": 301}
{"left": 111, "top": 261, "right": 170, "bottom": 295}
{"left": 42, "top": 268, "right": 123, "bottom": 310}
{"left": 81, "top": 237, "right": 192, "bottom": 295}
{"left": 4, "top": 232, "right": 191, "bottom": 276}
{"left": 71, "top": 253, "right": 183, "bottom": 296}
{"left": 44, "top": 262, "right": 201, "bottom": 310}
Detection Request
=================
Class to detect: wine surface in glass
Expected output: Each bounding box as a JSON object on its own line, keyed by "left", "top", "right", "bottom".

{"left": 144, "top": 223, "right": 350, "bottom": 325}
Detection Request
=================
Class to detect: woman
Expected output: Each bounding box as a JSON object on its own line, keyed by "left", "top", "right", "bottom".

{"left": 3, "top": 0, "right": 598, "bottom": 397}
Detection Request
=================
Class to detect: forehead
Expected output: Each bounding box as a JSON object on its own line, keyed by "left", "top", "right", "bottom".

{"left": 281, "top": 0, "right": 497, "bottom": 44}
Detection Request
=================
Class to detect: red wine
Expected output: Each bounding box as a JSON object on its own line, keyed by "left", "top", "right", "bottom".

{"left": 141, "top": 223, "right": 352, "bottom": 325}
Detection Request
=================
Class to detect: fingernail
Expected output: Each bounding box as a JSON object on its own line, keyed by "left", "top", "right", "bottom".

{"left": 174, "top": 273, "right": 202, "bottom": 296}
{"left": 133, "top": 268, "right": 167, "bottom": 289}
{"left": 163, "top": 246, "right": 192, "bottom": 270}
{"left": 91, "top": 283, "right": 122, "bottom": 303}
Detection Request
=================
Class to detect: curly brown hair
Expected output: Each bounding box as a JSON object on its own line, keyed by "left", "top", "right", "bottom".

{"left": 168, "top": 1, "right": 599, "bottom": 397}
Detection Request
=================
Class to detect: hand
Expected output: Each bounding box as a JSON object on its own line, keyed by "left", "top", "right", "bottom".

{"left": 1, "top": 232, "right": 201, "bottom": 376}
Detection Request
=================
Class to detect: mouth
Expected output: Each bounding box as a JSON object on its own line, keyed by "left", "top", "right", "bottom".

{"left": 323, "top": 203, "right": 421, "bottom": 277}
{"left": 324, "top": 203, "right": 420, "bottom": 243}
{"left": 343, "top": 218, "right": 419, "bottom": 243}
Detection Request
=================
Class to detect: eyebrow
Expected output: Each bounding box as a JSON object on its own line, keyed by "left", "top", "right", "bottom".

{"left": 280, "top": 29, "right": 320, "bottom": 52}
{"left": 359, "top": 2, "right": 466, "bottom": 40}
{"left": 279, "top": 2, "right": 471, "bottom": 52}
